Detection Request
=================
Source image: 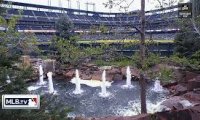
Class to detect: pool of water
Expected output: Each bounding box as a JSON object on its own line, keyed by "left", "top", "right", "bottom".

{"left": 28, "top": 79, "right": 168, "bottom": 118}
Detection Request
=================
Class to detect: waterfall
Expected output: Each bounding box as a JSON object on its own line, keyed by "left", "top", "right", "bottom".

{"left": 39, "top": 65, "right": 45, "bottom": 85}
{"left": 47, "top": 72, "right": 54, "bottom": 94}
{"left": 73, "top": 69, "right": 83, "bottom": 94}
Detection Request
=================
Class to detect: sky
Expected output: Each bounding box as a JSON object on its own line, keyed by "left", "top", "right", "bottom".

{"left": 6, "top": 0, "right": 190, "bottom": 13}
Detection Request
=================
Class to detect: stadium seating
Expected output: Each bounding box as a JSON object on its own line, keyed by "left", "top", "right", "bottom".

{"left": 5, "top": 8, "right": 177, "bottom": 28}
{"left": 2, "top": 1, "right": 179, "bottom": 42}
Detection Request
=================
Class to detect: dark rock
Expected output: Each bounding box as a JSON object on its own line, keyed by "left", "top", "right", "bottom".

{"left": 157, "top": 105, "right": 200, "bottom": 120}
{"left": 183, "top": 92, "right": 200, "bottom": 102}
{"left": 106, "top": 74, "right": 114, "bottom": 81}
{"left": 109, "top": 67, "right": 121, "bottom": 74}
{"left": 185, "top": 71, "right": 199, "bottom": 82}
{"left": 74, "top": 116, "right": 88, "bottom": 120}
{"left": 163, "top": 81, "right": 178, "bottom": 88}
{"left": 90, "top": 66, "right": 99, "bottom": 71}
{"left": 113, "top": 74, "right": 123, "bottom": 81}
{"left": 121, "top": 67, "right": 126, "bottom": 76}
{"left": 43, "top": 59, "right": 56, "bottom": 73}
{"left": 161, "top": 96, "right": 185, "bottom": 110}
{"left": 130, "top": 68, "right": 140, "bottom": 78}
{"left": 189, "top": 105, "right": 200, "bottom": 120}
{"left": 55, "top": 69, "right": 63, "bottom": 75}
{"left": 64, "top": 70, "right": 75, "bottom": 79}
{"left": 93, "top": 114, "right": 150, "bottom": 120}
{"left": 157, "top": 109, "right": 192, "bottom": 120}
{"left": 91, "top": 71, "right": 102, "bottom": 81}
{"left": 164, "top": 68, "right": 199, "bottom": 83}
{"left": 170, "top": 84, "right": 187, "bottom": 95}
{"left": 174, "top": 68, "right": 184, "bottom": 82}
{"left": 187, "top": 77, "right": 200, "bottom": 91}
{"left": 84, "top": 63, "right": 96, "bottom": 67}
{"left": 79, "top": 66, "right": 89, "bottom": 71}
{"left": 81, "top": 74, "right": 92, "bottom": 80}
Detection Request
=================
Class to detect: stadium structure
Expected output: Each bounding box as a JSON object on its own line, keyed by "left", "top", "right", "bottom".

{"left": 1, "top": 1, "right": 179, "bottom": 42}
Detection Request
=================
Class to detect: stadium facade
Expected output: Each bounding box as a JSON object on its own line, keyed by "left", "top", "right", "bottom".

{"left": 1, "top": 1, "right": 179, "bottom": 41}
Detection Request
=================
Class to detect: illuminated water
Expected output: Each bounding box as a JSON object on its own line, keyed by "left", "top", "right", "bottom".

{"left": 73, "top": 69, "right": 83, "bottom": 94}
{"left": 99, "top": 70, "right": 110, "bottom": 97}
{"left": 39, "top": 65, "right": 45, "bottom": 85}
{"left": 122, "top": 66, "right": 133, "bottom": 89}
{"left": 47, "top": 72, "right": 54, "bottom": 94}
{"left": 153, "top": 78, "right": 163, "bottom": 92}
{"left": 28, "top": 79, "right": 168, "bottom": 117}
{"left": 6, "top": 75, "right": 11, "bottom": 84}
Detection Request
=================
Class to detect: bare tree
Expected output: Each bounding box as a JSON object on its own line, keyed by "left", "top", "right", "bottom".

{"left": 139, "top": 0, "right": 147, "bottom": 114}
{"left": 191, "top": 0, "right": 200, "bottom": 35}
{"left": 154, "top": 0, "right": 178, "bottom": 8}
{"left": 104, "top": 0, "right": 147, "bottom": 113}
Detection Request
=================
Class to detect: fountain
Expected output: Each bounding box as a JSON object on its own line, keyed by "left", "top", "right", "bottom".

{"left": 73, "top": 69, "right": 83, "bottom": 94}
{"left": 122, "top": 66, "right": 134, "bottom": 89}
{"left": 153, "top": 77, "right": 163, "bottom": 92}
{"left": 29, "top": 74, "right": 169, "bottom": 117}
{"left": 6, "top": 75, "right": 11, "bottom": 84}
{"left": 27, "top": 65, "right": 44, "bottom": 91}
{"left": 123, "top": 66, "right": 133, "bottom": 88}
{"left": 39, "top": 65, "right": 45, "bottom": 85}
{"left": 99, "top": 70, "right": 110, "bottom": 97}
{"left": 47, "top": 72, "right": 54, "bottom": 94}
{"left": 126, "top": 66, "right": 131, "bottom": 86}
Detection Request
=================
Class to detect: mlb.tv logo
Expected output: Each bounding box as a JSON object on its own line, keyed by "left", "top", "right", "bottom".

{"left": 2, "top": 95, "right": 40, "bottom": 109}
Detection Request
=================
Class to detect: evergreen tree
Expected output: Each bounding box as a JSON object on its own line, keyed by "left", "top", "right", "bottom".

{"left": 55, "top": 15, "right": 74, "bottom": 40}
{"left": 0, "top": 4, "right": 72, "bottom": 119}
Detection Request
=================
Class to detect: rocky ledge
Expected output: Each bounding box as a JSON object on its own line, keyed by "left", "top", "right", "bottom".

{"left": 61, "top": 64, "right": 140, "bottom": 81}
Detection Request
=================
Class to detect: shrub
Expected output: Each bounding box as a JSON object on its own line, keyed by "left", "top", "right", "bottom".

{"left": 189, "top": 50, "right": 200, "bottom": 70}
{"left": 159, "top": 66, "right": 173, "bottom": 83}
{"left": 169, "top": 54, "right": 190, "bottom": 67}
{"left": 132, "top": 52, "right": 161, "bottom": 70}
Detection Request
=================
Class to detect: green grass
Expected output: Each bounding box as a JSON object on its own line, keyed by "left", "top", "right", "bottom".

{"left": 35, "top": 39, "right": 174, "bottom": 45}
{"left": 78, "top": 39, "right": 174, "bottom": 44}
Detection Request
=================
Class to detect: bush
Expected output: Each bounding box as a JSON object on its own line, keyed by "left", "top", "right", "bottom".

{"left": 144, "top": 53, "right": 161, "bottom": 69}
{"left": 168, "top": 54, "right": 190, "bottom": 67}
{"left": 167, "top": 52, "right": 200, "bottom": 71}
{"left": 159, "top": 66, "right": 173, "bottom": 83}
{"left": 132, "top": 52, "right": 161, "bottom": 70}
{"left": 189, "top": 50, "right": 200, "bottom": 70}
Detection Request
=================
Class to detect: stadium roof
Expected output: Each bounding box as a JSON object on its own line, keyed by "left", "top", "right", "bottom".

{"left": 2, "top": 0, "right": 178, "bottom": 15}
{"left": 4, "top": 0, "right": 182, "bottom": 13}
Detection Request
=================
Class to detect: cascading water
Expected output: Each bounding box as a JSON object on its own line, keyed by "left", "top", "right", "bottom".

{"left": 99, "top": 70, "right": 110, "bottom": 97}
{"left": 39, "top": 65, "right": 45, "bottom": 85}
{"left": 6, "top": 75, "right": 11, "bottom": 83}
{"left": 27, "top": 65, "right": 44, "bottom": 91}
{"left": 122, "top": 66, "right": 133, "bottom": 88}
{"left": 47, "top": 72, "right": 54, "bottom": 94}
{"left": 73, "top": 69, "right": 83, "bottom": 94}
{"left": 153, "top": 77, "right": 163, "bottom": 92}
{"left": 126, "top": 66, "right": 131, "bottom": 86}
{"left": 101, "top": 70, "right": 107, "bottom": 95}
